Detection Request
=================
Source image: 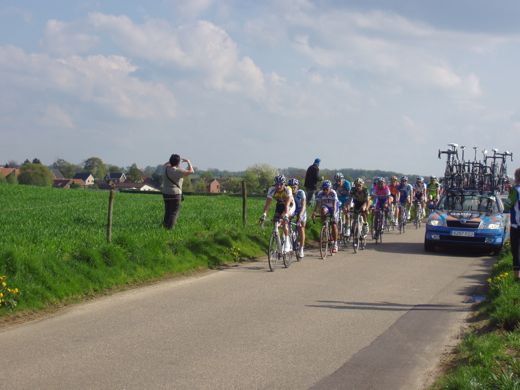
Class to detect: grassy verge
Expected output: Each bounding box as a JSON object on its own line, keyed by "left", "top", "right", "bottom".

{"left": 431, "top": 243, "right": 520, "bottom": 389}
{"left": 0, "top": 185, "right": 321, "bottom": 318}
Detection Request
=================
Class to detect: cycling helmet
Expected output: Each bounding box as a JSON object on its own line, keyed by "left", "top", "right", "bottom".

{"left": 416, "top": 176, "right": 424, "bottom": 182}
{"left": 391, "top": 176, "right": 398, "bottom": 182}
{"left": 430, "top": 176, "right": 437, "bottom": 182}
{"left": 334, "top": 172, "right": 344, "bottom": 182}
{"left": 401, "top": 176, "right": 408, "bottom": 182}
{"left": 288, "top": 178, "right": 299, "bottom": 187}
{"left": 322, "top": 180, "right": 332, "bottom": 189}
{"left": 354, "top": 178, "right": 364, "bottom": 186}
{"left": 274, "top": 175, "right": 286, "bottom": 185}
{"left": 379, "top": 177, "right": 386, "bottom": 184}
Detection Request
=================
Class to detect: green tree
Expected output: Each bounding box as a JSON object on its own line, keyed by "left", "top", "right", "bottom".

{"left": 126, "top": 163, "right": 144, "bottom": 183}
{"left": 52, "top": 159, "right": 80, "bottom": 179}
{"left": 194, "top": 178, "right": 208, "bottom": 193}
{"left": 107, "top": 164, "right": 124, "bottom": 173}
{"left": 18, "top": 164, "right": 53, "bottom": 186}
{"left": 83, "top": 157, "right": 107, "bottom": 180}
{"left": 244, "top": 164, "right": 278, "bottom": 194}
{"left": 221, "top": 176, "right": 243, "bottom": 194}
{"left": 151, "top": 165, "right": 164, "bottom": 188}
{"left": 182, "top": 175, "right": 193, "bottom": 192}
{"left": 6, "top": 171, "right": 18, "bottom": 185}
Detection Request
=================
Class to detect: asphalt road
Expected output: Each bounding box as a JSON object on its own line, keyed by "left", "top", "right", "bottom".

{"left": 0, "top": 226, "right": 493, "bottom": 390}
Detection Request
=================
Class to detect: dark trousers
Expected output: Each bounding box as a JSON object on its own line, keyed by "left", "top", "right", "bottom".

{"left": 163, "top": 194, "right": 182, "bottom": 230}
{"left": 305, "top": 188, "right": 316, "bottom": 206}
{"left": 511, "top": 226, "right": 519, "bottom": 271}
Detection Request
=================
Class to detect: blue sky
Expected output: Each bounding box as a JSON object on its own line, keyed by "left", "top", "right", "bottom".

{"left": 1, "top": 0, "right": 520, "bottom": 176}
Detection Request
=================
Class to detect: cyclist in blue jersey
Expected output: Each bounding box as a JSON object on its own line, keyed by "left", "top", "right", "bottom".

{"left": 397, "top": 176, "right": 413, "bottom": 222}
{"left": 288, "top": 178, "right": 306, "bottom": 258}
{"left": 312, "top": 180, "right": 340, "bottom": 253}
{"left": 333, "top": 172, "right": 352, "bottom": 236}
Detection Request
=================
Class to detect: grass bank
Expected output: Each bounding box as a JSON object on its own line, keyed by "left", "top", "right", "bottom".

{"left": 0, "top": 185, "right": 319, "bottom": 317}
{"left": 431, "top": 243, "right": 520, "bottom": 389}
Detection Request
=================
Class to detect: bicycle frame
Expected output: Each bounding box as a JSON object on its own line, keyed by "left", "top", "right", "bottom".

{"left": 267, "top": 218, "right": 292, "bottom": 271}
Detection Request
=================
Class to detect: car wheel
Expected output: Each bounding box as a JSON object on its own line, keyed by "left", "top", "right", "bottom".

{"left": 424, "top": 240, "right": 434, "bottom": 252}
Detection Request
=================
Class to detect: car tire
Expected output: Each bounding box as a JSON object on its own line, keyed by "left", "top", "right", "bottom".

{"left": 424, "top": 240, "right": 434, "bottom": 252}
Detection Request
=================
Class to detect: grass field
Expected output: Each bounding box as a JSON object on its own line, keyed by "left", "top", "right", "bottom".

{"left": 0, "top": 185, "right": 271, "bottom": 313}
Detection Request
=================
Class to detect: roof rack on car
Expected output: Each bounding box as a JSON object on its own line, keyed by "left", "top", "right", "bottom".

{"left": 437, "top": 144, "right": 513, "bottom": 194}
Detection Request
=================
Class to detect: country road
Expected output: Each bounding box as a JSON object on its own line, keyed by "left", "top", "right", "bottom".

{"left": 0, "top": 226, "right": 493, "bottom": 390}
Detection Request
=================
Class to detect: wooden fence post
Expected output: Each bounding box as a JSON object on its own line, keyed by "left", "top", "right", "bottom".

{"left": 107, "top": 185, "right": 115, "bottom": 243}
{"left": 242, "top": 180, "right": 247, "bottom": 226}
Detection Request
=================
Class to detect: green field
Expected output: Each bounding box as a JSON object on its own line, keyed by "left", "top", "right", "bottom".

{"left": 0, "top": 185, "right": 270, "bottom": 313}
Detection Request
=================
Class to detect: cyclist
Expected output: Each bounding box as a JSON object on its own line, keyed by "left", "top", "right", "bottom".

{"left": 349, "top": 178, "right": 370, "bottom": 237}
{"left": 388, "top": 176, "right": 400, "bottom": 225}
{"left": 312, "top": 180, "right": 339, "bottom": 253}
{"left": 426, "top": 176, "right": 441, "bottom": 209}
{"left": 333, "top": 172, "right": 352, "bottom": 236}
{"left": 288, "top": 178, "right": 306, "bottom": 258}
{"left": 397, "top": 176, "right": 413, "bottom": 223}
{"left": 260, "top": 175, "right": 295, "bottom": 252}
{"left": 371, "top": 178, "right": 391, "bottom": 236}
{"left": 412, "top": 176, "right": 427, "bottom": 219}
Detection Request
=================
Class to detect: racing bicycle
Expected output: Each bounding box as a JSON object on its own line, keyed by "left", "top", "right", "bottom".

{"left": 350, "top": 208, "right": 366, "bottom": 253}
{"left": 397, "top": 202, "right": 408, "bottom": 234}
{"left": 319, "top": 216, "right": 335, "bottom": 259}
{"left": 265, "top": 218, "right": 293, "bottom": 271}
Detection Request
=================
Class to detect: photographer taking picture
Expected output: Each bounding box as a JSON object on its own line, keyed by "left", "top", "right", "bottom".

{"left": 162, "top": 154, "right": 194, "bottom": 230}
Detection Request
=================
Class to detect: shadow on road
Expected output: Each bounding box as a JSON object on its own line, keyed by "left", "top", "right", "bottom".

{"left": 306, "top": 300, "right": 470, "bottom": 312}
{"left": 370, "top": 239, "right": 497, "bottom": 260}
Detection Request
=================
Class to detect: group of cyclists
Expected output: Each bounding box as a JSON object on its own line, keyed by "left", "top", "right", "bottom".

{"left": 260, "top": 173, "right": 443, "bottom": 258}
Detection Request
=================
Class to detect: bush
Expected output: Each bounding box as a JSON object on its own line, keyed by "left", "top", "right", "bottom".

{"left": 6, "top": 172, "right": 17, "bottom": 185}
{"left": 18, "top": 164, "right": 53, "bottom": 186}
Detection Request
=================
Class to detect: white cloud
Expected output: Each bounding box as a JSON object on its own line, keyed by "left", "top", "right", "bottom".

{"left": 42, "top": 19, "right": 99, "bottom": 55}
{"left": 0, "top": 46, "right": 176, "bottom": 119}
{"left": 88, "top": 14, "right": 266, "bottom": 99}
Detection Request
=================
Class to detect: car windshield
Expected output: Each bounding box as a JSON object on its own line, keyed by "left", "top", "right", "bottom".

{"left": 438, "top": 193, "right": 499, "bottom": 213}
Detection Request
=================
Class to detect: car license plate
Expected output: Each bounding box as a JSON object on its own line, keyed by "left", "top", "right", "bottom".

{"left": 451, "top": 230, "right": 475, "bottom": 237}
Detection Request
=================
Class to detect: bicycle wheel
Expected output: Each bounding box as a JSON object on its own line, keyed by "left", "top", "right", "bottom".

{"left": 352, "top": 220, "right": 359, "bottom": 253}
{"left": 320, "top": 223, "right": 329, "bottom": 259}
{"left": 282, "top": 238, "right": 293, "bottom": 268}
{"left": 268, "top": 234, "right": 279, "bottom": 271}
{"left": 293, "top": 230, "right": 302, "bottom": 261}
{"left": 373, "top": 211, "right": 379, "bottom": 244}
{"left": 328, "top": 224, "right": 334, "bottom": 255}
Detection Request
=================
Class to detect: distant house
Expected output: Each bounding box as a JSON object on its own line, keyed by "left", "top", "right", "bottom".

{"left": 208, "top": 179, "right": 221, "bottom": 193}
{"left": 73, "top": 172, "right": 95, "bottom": 186}
{"left": 50, "top": 168, "right": 64, "bottom": 179}
{"left": 0, "top": 167, "right": 20, "bottom": 178}
{"left": 104, "top": 172, "right": 126, "bottom": 183}
{"left": 98, "top": 182, "right": 160, "bottom": 192}
{"left": 53, "top": 179, "right": 73, "bottom": 189}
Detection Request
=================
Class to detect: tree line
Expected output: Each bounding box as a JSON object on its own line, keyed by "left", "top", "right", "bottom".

{"left": 1, "top": 158, "right": 415, "bottom": 194}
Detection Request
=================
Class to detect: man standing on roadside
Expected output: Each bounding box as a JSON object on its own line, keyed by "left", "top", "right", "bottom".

{"left": 304, "top": 158, "right": 321, "bottom": 207}
{"left": 508, "top": 167, "right": 520, "bottom": 280}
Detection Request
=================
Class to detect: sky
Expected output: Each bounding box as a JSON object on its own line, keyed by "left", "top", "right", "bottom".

{"left": 1, "top": 0, "right": 520, "bottom": 176}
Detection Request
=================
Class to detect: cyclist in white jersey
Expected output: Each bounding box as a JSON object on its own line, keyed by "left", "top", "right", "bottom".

{"left": 312, "top": 180, "right": 340, "bottom": 253}
{"left": 412, "top": 176, "right": 427, "bottom": 218}
{"left": 288, "top": 178, "right": 306, "bottom": 258}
